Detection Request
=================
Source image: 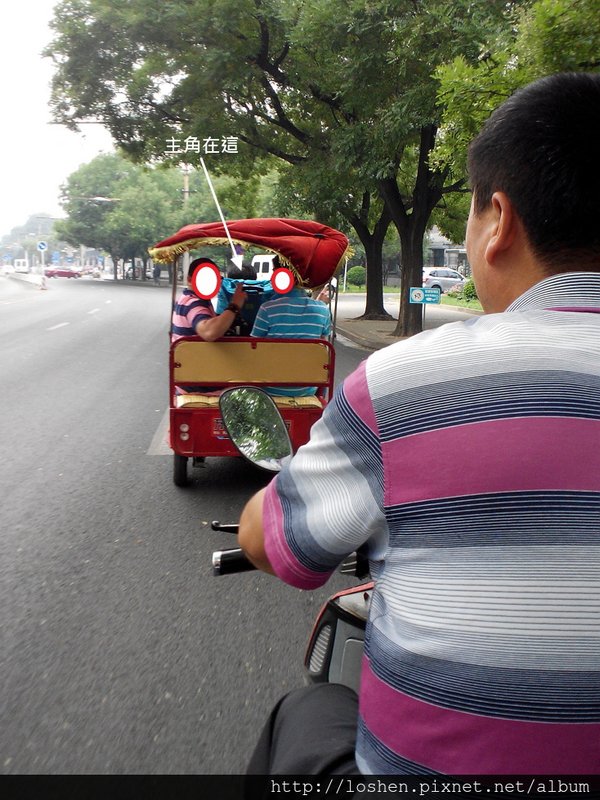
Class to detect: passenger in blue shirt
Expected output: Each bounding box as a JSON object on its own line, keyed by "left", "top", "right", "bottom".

{"left": 250, "top": 280, "right": 331, "bottom": 397}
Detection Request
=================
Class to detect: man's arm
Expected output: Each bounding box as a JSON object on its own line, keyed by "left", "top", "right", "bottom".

{"left": 195, "top": 306, "right": 237, "bottom": 341}
{"left": 195, "top": 283, "right": 247, "bottom": 341}
{"left": 237, "top": 363, "right": 388, "bottom": 589}
{"left": 238, "top": 487, "right": 275, "bottom": 574}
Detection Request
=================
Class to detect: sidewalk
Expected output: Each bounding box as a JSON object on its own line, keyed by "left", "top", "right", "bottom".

{"left": 335, "top": 305, "right": 483, "bottom": 351}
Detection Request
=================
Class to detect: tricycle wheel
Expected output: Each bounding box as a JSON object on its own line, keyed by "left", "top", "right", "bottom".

{"left": 173, "top": 454, "right": 189, "bottom": 486}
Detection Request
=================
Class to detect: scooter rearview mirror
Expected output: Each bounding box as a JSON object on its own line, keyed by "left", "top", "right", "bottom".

{"left": 219, "top": 387, "right": 293, "bottom": 472}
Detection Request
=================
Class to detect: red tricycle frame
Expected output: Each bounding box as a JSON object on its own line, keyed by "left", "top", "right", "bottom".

{"left": 169, "top": 335, "right": 335, "bottom": 485}
{"left": 151, "top": 217, "right": 349, "bottom": 485}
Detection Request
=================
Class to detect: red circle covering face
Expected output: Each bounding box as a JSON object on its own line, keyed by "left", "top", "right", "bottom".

{"left": 271, "top": 268, "right": 294, "bottom": 294}
{"left": 191, "top": 261, "right": 222, "bottom": 299}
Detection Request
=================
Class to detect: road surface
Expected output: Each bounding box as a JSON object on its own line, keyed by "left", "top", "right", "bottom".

{"left": 0, "top": 276, "right": 368, "bottom": 774}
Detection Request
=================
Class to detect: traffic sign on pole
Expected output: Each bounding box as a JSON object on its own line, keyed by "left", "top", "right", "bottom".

{"left": 37, "top": 241, "right": 48, "bottom": 269}
{"left": 409, "top": 287, "right": 441, "bottom": 304}
{"left": 409, "top": 286, "right": 441, "bottom": 327}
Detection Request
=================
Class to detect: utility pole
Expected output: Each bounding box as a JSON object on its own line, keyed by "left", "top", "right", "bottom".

{"left": 181, "top": 165, "right": 192, "bottom": 281}
{"left": 182, "top": 164, "right": 191, "bottom": 205}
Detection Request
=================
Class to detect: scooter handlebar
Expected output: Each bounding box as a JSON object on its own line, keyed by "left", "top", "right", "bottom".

{"left": 211, "top": 521, "right": 239, "bottom": 534}
{"left": 212, "top": 547, "right": 256, "bottom": 576}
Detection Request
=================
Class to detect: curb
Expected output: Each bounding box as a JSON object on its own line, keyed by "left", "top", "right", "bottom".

{"left": 335, "top": 305, "right": 484, "bottom": 352}
{"left": 109, "top": 279, "right": 170, "bottom": 288}
{"left": 335, "top": 323, "right": 402, "bottom": 352}
{"left": 8, "top": 273, "right": 42, "bottom": 289}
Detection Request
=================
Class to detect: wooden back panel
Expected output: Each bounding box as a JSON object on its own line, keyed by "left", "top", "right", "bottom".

{"left": 171, "top": 337, "right": 334, "bottom": 386}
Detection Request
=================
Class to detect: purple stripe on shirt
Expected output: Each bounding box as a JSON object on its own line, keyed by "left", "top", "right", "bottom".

{"left": 171, "top": 291, "right": 215, "bottom": 341}
{"left": 343, "top": 360, "right": 379, "bottom": 435}
{"left": 384, "top": 417, "right": 600, "bottom": 506}
{"left": 360, "top": 659, "right": 600, "bottom": 774}
{"left": 263, "top": 479, "right": 332, "bottom": 588}
{"left": 547, "top": 307, "right": 600, "bottom": 313}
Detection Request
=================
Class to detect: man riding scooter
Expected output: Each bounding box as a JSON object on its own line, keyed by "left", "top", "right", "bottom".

{"left": 238, "top": 73, "right": 600, "bottom": 777}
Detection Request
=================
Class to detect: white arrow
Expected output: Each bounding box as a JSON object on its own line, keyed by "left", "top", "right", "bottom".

{"left": 199, "top": 158, "right": 244, "bottom": 269}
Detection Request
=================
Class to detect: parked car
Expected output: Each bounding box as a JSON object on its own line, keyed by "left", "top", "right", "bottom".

{"left": 44, "top": 266, "right": 83, "bottom": 278}
{"left": 251, "top": 253, "right": 277, "bottom": 279}
{"left": 422, "top": 267, "right": 467, "bottom": 293}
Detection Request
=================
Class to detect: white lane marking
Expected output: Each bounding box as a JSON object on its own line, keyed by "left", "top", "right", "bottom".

{"left": 147, "top": 408, "right": 172, "bottom": 455}
{"left": 88, "top": 308, "right": 100, "bottom": 314}
{"left": 47, "top": 322, "right": 70, "bottom": 331}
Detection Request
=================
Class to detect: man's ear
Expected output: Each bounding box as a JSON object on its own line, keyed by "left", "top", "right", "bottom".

{"left": 484, "top": 191, "right": 518, "bottom": 265}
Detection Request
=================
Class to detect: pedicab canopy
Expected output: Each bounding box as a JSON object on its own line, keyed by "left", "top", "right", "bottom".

{"left": 149, "top": 218, "right": 350, "bottom": 289}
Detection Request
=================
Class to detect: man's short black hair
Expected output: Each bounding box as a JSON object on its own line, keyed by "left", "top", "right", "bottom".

{"left": 468, "top": 72, "right": 600, "bottom": 273}
{"left": 187, "top": 256, "right": 219, "bottom": 280}
{"left": 226, "top": 263, "right": 257, "bottom": 279}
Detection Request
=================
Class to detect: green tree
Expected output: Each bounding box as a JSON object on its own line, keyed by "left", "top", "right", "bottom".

{"left": 273, "top": 162, "right": 392, "bottom": 316}
{"left": 56, "top": 154, "right": 137, "bottom": 277}
{"left": 347, "top": 265, "right": 367, "bottom": 289}
{"left": 434, "top": 0, "right": 600, "bottom": 180}
{"left": 57, "top": 153, "right": 284, "bottom": 279}
{"left": 57, "top": 154, "right": 185, "bottom": 278}
{"left": 47, "top": 0, "right": 519, "bottom": 334}
{"left": 430, "top": 192, "right": 472, "bottom": 247}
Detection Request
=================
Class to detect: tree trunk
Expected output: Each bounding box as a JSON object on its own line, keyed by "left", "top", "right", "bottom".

{"left": 379, "top": 125, "right": 446, "bottom": 338}
{"left": 396, "top": 228, "right": 426, "bottom": 337}
{"left": 362, "top": 238, "right": 387, "bottom": 318}
{"left": 347, "top": 197, "right": 392, "bottom": 320}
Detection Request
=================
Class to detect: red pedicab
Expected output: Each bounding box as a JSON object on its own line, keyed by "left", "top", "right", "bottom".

{"left": 149, "top": 218, "right": 349, "bottom": 486}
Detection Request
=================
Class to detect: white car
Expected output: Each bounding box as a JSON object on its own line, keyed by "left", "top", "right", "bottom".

{"left": 422, "top": 268, "right": 467, "bottom": 293}
{"left": 251, "top": 254, "right": 277, "bottom": 279}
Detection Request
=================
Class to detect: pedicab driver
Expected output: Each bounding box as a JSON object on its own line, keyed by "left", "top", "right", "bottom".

{"left": 238, "top": 73, "right": 600, "bottom": 777}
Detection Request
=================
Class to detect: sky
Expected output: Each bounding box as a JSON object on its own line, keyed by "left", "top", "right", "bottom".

{"left": 0, "top": 2, "right": 114, "bottom": 239}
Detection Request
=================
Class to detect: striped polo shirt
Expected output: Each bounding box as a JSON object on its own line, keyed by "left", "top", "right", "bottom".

{"left": 171, "top": 288, "right": 215, "bottom": 341}
{"left": 262, "top": 272, "right": 600, "bottom": 775}
{"left": 250, "top": 288, "right": 331, "bottom": 339}
{"left": 251, "top": 287, "right": 331, "bottom": 396}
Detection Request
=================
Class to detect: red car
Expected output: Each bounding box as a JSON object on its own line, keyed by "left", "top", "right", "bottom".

{"left": 44, "top": 266, "right": 82, "bottom": 278}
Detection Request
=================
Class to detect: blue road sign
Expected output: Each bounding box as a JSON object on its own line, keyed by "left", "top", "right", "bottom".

{"left": 52, "top": 251, "right": 61, "bottom": 264}
{"left": 409, "top": 287, "right": 441, "bottom": 304}
{"left": 37, "top": 240, "right": 48, "bottom": 252}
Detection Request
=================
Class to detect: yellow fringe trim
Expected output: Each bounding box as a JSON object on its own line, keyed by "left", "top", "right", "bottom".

{"left": 148, "top": 236, "right": 352, "bottom": 287}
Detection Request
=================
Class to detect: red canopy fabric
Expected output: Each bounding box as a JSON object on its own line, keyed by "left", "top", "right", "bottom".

{"left": 149, "top": 218, "right": 350, "bottom": 287}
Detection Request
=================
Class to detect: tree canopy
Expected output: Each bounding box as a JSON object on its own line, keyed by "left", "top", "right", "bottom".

{"left": 57, "top": 153, "right": 175, "bottom": 276}
{"left": 48, "top": 0, "right": 522, "bottom": 333}
{"left": 46, "top": 0, "right": 598, "bottom": 333}
{"left": 434, "top": 0, "right": 600, "bottom": 179}
{"left": 56, "top": 152, "right": 281, "bottom": 276}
